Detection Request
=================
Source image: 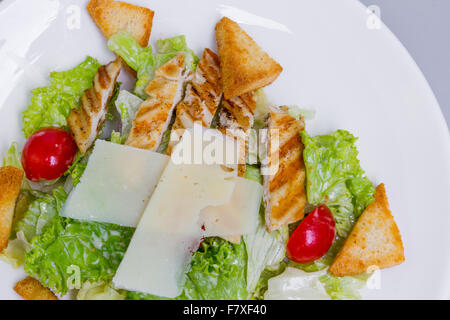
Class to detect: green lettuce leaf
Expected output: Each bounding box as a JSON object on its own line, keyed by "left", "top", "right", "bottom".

{"left": 108, "top": 31, "right": 198, "bottom": 98}
{"left": 65, "top": 152, "right": 88, "bottom": 188}
{"left": 0, "top": 231, "right": 29, "bottom": 268}
{"left": 24, "top": 216, "right": 134, "bottom": 295}
{"left": 2, "top": 142, "right": 22, "bottom": 168}
{"left": 115, "top": 90, "right": 143, "bottom": 140}
{"left": 22, "top": 56, "right": 101, "bottom": 137}
{"left": 319, "top": 271, "right": 370, "bottom": 300}
{"left": 77, "top": 281, "right": 126, "bottom": 300}
{"left": 15, "top": 187, "right": 67, "bottom": 243}
{"left": 127, "top": 237, "right": 247, "bottom": 300}
{"left": 243, "top": 164, "right": 288, "bottom": 298}
{"left": 244, "top": 221, "right": 288, "bottom": 298}
{"left": 110, "top": 131, "right": 123, "bottom": 144}
{"left": 244, "top": 165, "right": 263, "bottom": 185}
{"left": 264, "top": 267, "right": 330, "bottom": 300}
{"left": 301, "top": 130, "right": 375, "bottom": 238}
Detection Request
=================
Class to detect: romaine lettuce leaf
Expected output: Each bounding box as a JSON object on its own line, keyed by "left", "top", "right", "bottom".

{"left": 24, "top": 216, "right": 134, "bottom": 295}
{"left": 64, "top": 152, "right": 87, "bottom": 188}
{"left": 2, "top": 142, "right": 22, "bottom": 169}
{"left": 301, "top": 130, "right": 375, "bottom": 238}
{"left": 108, "top": 31, "right": 198, "bottom": 98}
{"left": 244, "top": 165, "right": 263, "bottom": 184}
{"left": 110, "top": 131, "right": 123, "bottom": 144}
{"left": 0, "top": 231, "right": 29, "bottom": 268}
{"left": 319, "top": 271, "right": 370, "bottom": 300}
{"left": 244, "top": 220, "right": 288, "bottom": 298}
{"left": 22, "top": 56, "right": 101, "bottom": 137}
{"left": 115, "top": 90, "right": 143, "bottom": 140}
{"left": 243, "top": 164, "right": 288, "bottom": 298}
{"left": 264, "top": 267, "right": 330, "bottom": 300}
{"left": 127, "top": 237, "right": 247, "bottom": 300}
{"left": 15, "top": 187, "right": 67, "bottom": 243}
{"left": 77, "top": 281, "right": 125, "bottom": 300}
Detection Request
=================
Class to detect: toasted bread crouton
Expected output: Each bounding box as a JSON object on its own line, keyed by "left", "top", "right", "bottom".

{"left": 0, "top": 166, "right": 23, "bottom": 253}
{"left": 329, "top": 184, "right": 405, "bottom": 277}
{"left": 262, "top": 110, "right": 306, "bottom": 232}
{"left": 14, "top": 277, "right": 58, "bottom": 300}
{"left": 87, "top": 0, "right": 154, "bottom": 47}
{"left": 215, "top": 17, "right": 283, "bottom": 99}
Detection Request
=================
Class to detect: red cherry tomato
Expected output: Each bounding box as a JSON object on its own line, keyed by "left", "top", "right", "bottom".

{"left": 286, "top": 205, "right": 336, "bottom": 264}
{"left": 21, "top": 127, "right": 78, "bottom": 182}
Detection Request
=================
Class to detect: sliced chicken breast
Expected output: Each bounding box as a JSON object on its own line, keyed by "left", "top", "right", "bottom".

{"left": 217, "top": 91, "right": 257, "bottom": 176}
{"left": 126, "top": 53, "right": 186, "bottom": 151}
{"left": 68, "top": 58, "right": 122, "bottom": 153}
{"left": 262, "top": 109, "right": 306, "bottom": 232}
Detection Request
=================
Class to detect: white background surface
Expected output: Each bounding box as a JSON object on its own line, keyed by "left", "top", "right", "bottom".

{"left": 0, "top": 0, "right": 449, "bottom": 299}
{"left": 360, "top": 0, "right": 450, "bottom": 128}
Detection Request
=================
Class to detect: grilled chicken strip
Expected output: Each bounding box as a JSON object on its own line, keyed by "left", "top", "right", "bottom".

{"left": 126, "top": 53, "right": 186, "bottom": 151}
{"left": 172, "top": 48, "right": 222, "bottom": 131}
{"left": 217, "top": 91, "right": 257, "bottom": 177}
{"left": 68, "top": 58, "right": 122, "bottom": 153}
{"left": 262, "top": 109, "right": 306, "bottom": 232}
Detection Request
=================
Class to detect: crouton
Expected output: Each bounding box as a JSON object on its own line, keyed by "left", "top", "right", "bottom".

{"left": 0, "top": 166, "right": 23, "bottom": 253}
{"left": 87, "top": 0, "right": 154, "bottom": 47}
{"left": 215, "top": 17, "right": 283, "bottom": 99}
{"left": 329, "top": 184, "right": 405, "bottom": 277}
{"left": 14, "top": 277, "right": 58, "bottom": 300}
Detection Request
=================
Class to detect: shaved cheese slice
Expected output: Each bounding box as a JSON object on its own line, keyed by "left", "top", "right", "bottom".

{"left": 113, "top": 129, "right": 237, "bottom": 298}
{"left": 61, "top": 140, "right": 169, "bottom": 227}
{"left": 200, "top": 177, "right": 263, "bottom": 237}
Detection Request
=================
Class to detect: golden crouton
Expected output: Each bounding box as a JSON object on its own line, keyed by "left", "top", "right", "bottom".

{"left": 87, "top": 0, "right": 154, "bottom": 47}
{"left": 215, "top": 17, "right": 283, "bottom": 99}
{"left": 329, "top": 184, "right": 405, "bottom": 277}
{"left": 14, "top": 277, "right": 58, "bottom": 300}
{"left": 0, "top": 166, "right": 23, "bottom": 253}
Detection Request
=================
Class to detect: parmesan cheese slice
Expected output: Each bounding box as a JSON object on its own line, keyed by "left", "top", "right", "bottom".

{"left": 112, "top": 153, "right": 236, "bottom": 297}
{"left": 200, "top": 177, "right": 263, "bottom": 237}
{"left": 112, "top": 127, "right": 262, "bottom": 297}
{"left": 61, "top": 140, "right": 169, "bottom": 227}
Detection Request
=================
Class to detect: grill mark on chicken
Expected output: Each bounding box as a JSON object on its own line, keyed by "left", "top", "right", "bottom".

{"left": 126, "top": 53, "right": 186, "bottom": 151}
{"left": 262, "top": 109, "right": 306, "bottom": 232}
{"left": 67, "top": 58, "right": 122, "bottom": 154}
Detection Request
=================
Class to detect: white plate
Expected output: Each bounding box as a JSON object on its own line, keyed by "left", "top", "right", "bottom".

{"left": 0, "top": 0, "right": 449, "bottom": 300}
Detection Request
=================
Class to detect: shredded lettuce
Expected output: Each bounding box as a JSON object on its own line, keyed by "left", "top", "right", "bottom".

{"left": 25, "top": 216, "right": 134, "bottom": 295}
{"left": 301, "top": 130, "right": 375, "bottom": 238}
{"left": 108, "top": 31, "right": 198, "bottom": 98}
{"left": 127, "top": 237, "right": 247, "bottom": 300}
{"left": 22, "top": 56, "right": 101, "bottom": 137}
{"left": 2, "top": 142, "right": 22, "bottom": 169}
{"left": 77, "top": 281, "right": 125, "bottom": 300}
